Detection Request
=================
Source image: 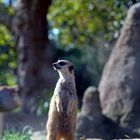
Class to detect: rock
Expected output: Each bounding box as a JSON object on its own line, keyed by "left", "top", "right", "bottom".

{"left": 98, "top": 3, "right": 140, "bottom": 133}
{"left": 75, "top": 86, "right": 103, "bottom": 139}
{"left": 0, "top": 86, "right": 21, "bottom": 112}
{"left": 75, "top": 86, "right": 129, "bottom": 140}
{"left": 0, "top": 86, "right": 21, "bottom": 135}
{"left": 80, "top": 86, "right": 102, "bottom": 116}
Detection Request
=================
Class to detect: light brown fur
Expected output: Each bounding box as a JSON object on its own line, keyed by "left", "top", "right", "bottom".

{"left": 46, "top": 60, "right": 78, "bottom": 140}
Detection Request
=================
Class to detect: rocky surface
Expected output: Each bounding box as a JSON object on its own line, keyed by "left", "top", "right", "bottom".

{"left": 98, "top": 3, "right": 140, "bottom": 134}
{"left": 0, "top": 86, "right": 21, "bottom": 135}
{"left": 0, "top": 86, "right": 21, "bottom": 112}
{"left": 75, "top": 86, "right": 134, "bottom": 140}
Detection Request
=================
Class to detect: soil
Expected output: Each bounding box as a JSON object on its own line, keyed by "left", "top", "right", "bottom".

{"left": 3, "top": 112, "right": 47, "bottom": 140}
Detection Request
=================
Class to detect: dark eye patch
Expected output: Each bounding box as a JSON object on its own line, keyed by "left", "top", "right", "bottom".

{"left": 58, "top": 61, "right": 66, "bottom": 66}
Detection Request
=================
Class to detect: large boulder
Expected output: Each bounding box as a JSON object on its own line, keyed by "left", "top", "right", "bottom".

{"left": 75, "top": 86, "right": 132, "bottom": 140}
{"left": 98, "top": 3, "right": 140, "bottom": 133}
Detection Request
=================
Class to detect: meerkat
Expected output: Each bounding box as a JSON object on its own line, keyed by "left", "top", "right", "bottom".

{"left": 46, "top": 60, "right": 78, "bottom": 140}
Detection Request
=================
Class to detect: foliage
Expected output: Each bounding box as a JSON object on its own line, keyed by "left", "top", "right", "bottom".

{"left": 48, "top": 0, "right": 135, "bottom": 84}
{"left": 3, "top": 127, "right": 33, "bottom": 140}
{"left": 0, "top": 0, "right": 16, "bottom": 85}
{"left": 48, "top": 0, "right": 126, "bottom": 47}
{"left": 0, "top": 0, "right": 14, "bottom": 16}
{"left": 0, "top": 24, "right": 16, "bottom": 85}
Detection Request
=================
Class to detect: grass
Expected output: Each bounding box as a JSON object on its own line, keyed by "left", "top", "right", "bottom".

{"left": 2, "top": 126, "right": 33, "bottom": 140}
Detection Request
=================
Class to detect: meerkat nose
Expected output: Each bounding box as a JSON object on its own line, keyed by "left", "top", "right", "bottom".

{"left": 53, "top": 63, "right": 57, "bottom": 67}
{"left": 53, "top": 62, "right": 60, "bottom": 69}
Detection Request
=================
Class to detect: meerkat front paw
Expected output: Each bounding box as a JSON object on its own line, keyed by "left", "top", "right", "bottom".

{"left": 67, "top": 98, "right": 77, "bottom": 115}
{"left": 56, "top": 103, "right": 63, "bottom": 112}
{"left": 67, "top": 104, "right": 73, "bottom": 115}
{"left": 67, "top": 109, "right": 72, "bottom": 115}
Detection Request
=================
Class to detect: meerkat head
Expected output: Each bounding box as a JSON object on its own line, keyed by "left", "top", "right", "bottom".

{"left": 53, "top": 60, "right": 74, "bottom": 76}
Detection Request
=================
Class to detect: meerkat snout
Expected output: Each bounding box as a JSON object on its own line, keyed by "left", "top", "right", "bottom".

{"left": 53, "top": 62, "right": 61, "bottom": 70}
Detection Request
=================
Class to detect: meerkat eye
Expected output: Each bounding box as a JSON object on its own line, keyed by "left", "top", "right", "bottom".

{"left": 58, "top": 61, "right": 66, "bottom": 66}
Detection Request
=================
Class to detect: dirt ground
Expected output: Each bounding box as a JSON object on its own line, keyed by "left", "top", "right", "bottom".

{"left": 3, "top": 112, "right": 47, "bottom": 140}
{"left": 3, "top": 113, "right": 140, "bottom": 140}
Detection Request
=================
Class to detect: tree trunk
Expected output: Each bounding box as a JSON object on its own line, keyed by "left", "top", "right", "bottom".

{"left": 12, "top": 0, "right": 55, "bottom": 112}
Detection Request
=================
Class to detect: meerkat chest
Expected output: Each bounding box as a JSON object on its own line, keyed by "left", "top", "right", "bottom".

{"left": 58, "top": 88, "right": 71, "bottom": 104}
{"left": 55, "top": 80, "right": 72, "bottom": 97}
{"left": 54, "top": 81, "right": 73, "bottom": 111}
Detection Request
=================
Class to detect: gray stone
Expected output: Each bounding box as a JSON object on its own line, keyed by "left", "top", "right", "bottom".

{"left": 98, "top": 3, "right": 140, "bottom": 133}
{"left": 0, "top": 86, "right": 21, "bottom": 112}
{"left": 76, "top": 86, "right": 127, "bottom": 140}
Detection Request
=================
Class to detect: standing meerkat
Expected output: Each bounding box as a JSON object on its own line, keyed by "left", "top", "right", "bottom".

{"left": 46, "top": 60, "right": 78, "bottom": 140}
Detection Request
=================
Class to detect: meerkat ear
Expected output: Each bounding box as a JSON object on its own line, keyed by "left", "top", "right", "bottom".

{"left": 69, "top": 65, "right": 74, "bottom": 73}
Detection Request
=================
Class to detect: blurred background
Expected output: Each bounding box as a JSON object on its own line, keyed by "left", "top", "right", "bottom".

{"left": 0, "top": 0, "right": 133, "bottom": 111}
{"left": 0, "top": 0, "right": 140, "bottom": 139}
